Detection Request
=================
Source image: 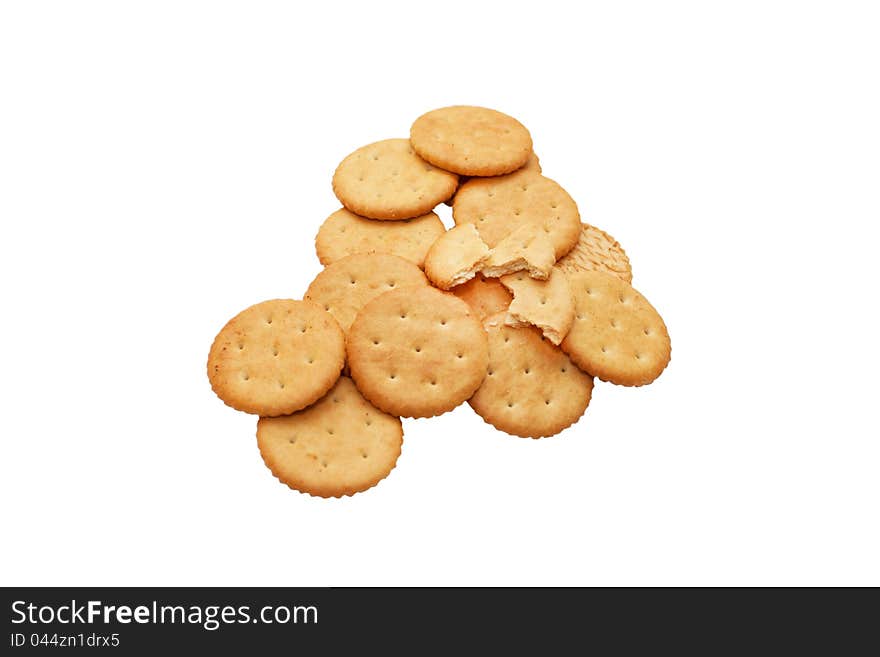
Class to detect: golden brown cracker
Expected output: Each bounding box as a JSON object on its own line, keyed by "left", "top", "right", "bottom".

{"left": 444, "top": 151, "right": 541, "bottom": 206}
{"left": 469, "top": 316, "right": 594, "bottom": 438}
{"left": 332, "top": 138, "right": 458, "bottom": 220}
{"left": 347, "top": 286, "right": 489, "bottom": 418}
{"left": 410, "top": 105, "right": 532, "bottom": 176}
{"left": 556, "top": 223, "right": 633, "bottom": 283}
{"left": 500, "top": 267, "right": 574, "bottom": 345}
{"left": 305, "top": 253, "right": 428, "bottom": 334}
{"left": 257, "top": 377, "right": 402, "bottom": 498}
{"left": 315, "top": 208, "right": 445, "bottom": 268}
{"left": 561, "top": 271, "right": 670, "bottom": 386}
{"left": 208, "top": 299, "right": 345, "bottom": 416}
{"left": 453, "top": 170, "right": 580, "bottom": 259}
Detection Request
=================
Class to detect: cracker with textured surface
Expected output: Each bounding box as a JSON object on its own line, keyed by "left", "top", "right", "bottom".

{"left": 453, "top": 170, "right": 580, "bottom": 259}
{"left": 556, "top": 223, "right": 633, "bottom": 283}
{"left": 347, "top": 286, "right": 488, "bottom": 418}
{"left": 305, "top": 253, "right": 428, "bottom": 334}
{"left": 469, "top": 316, "right": 593, "bottom": 438}
{"left": 481, "top": 223, "right": 555, "bottom": 280}
{"left": 315, "top": 208, "right": 445, "bottom": 268}
{"left": 500, "top": 267, "right": 574, "bottom": 345}
{"left": 561, "top": 271, "right": 670, "bottom": 386}
{"left": 208, "top": 299, "right": 345, "bottom": 416}
{"left": 257, "top": 377, "right": 402, "bottom": 498}
{"left": 410, "top": 105, "right": 532, "bottom": 176}
{"left": 332, "top": 138, "right": 458, "bottom": 220}
{"left": 424, "top": 224, "right": 491, "bottom": 290}
{"left": 451, "top": 275, "right": 512, "bottom": 321}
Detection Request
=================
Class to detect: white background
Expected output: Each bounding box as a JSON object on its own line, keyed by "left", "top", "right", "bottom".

{"left": 1, "top": 1, "right": 878, "bottom": 586}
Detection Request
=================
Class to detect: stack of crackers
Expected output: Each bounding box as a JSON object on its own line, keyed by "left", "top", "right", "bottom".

{"left": 208, "top": 106, "right": 671, "bottom": 498}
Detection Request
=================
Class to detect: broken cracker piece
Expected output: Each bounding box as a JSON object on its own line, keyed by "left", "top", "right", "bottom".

{"left": 424, "top": 224, "right": 491, "bottom": 290}
{"left": 481, "top": 224, "right": 555, "bottom": 280}
{"left": 499, "top": 267, "right": 574, "bottom": 345}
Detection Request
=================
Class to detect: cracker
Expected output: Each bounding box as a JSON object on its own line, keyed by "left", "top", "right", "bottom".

{"left": 469, "top": 315, "right": 594, "bottom": 438}
{"left": 256, "top": 377, "right": 402, "bottom": 498}
{"left": 315, "top": 208, "right": 445, "bottom": 268}
{"left": 305, "top": 253, "right": 428, "bottom": 334}
{"left": 481, "top": 223, "right": 555, "bottom": 280}
{"left": 332, "top": 138, "right": 458, "bottom": 220}
{"left": 423, "top": 224, "right": 491, "bottom": 290}
{"left": 453, "top": 170, "right": 581, "bottom": 259}
{"left": 443, "top": 151, "right": 542, "bottom": 206}
{"left": 500, "top": 267, "right": 574, "bottom": 345}
{"left": 208, "top": 299, "right": 345, "bottom": 416}
{"left": 451, "top": 275, "right": 512, "bottom": 321}
{"left": 556, "top": 223, "right": 633, "bottom": 284}
{"left": 561, "top": 271, "right": 670, "bottom": 386}
{"left": 347, "top": 286, "right": 489, "bottom": 418}
{"left": 410, "top": 105, "right": 532, "bottom": 176}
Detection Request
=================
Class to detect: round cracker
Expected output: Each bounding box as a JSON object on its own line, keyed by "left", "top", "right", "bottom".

{"left": 561, "top": 271, "right": 671, "bottom": 386}
{"left": 347, "top": 286, "right": 489, "bottom": 418}
{"left": 451, "top": 275, "right": 512, "bottom": 321}
{"left": 453, "top": 170, "right": 581, "bottom": 259}
{"left": 556, "top": 223, "right": 633, "bottom": 283}
{"left": 332, "top": 138, "right": 458, "bottom": 220}
{"left": 305, "top": 253, "right": 429, "bottom": 334}
{"left": 410, "top": 106, "right": 532, "bottom": 176}
{"left": 469, "top": 315, "right": 594, "bottom": 438}
{"left": 208, "top": 299, "right": 345, "bottom": 416}
{"left": 444, "top": 151, "right": 541, "bottom": 206}
{"left": 257, "top": 377, "right": 402, "bottom": 498}
{"left": 315, "top": 208, "right": 445, "bottom": 268}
